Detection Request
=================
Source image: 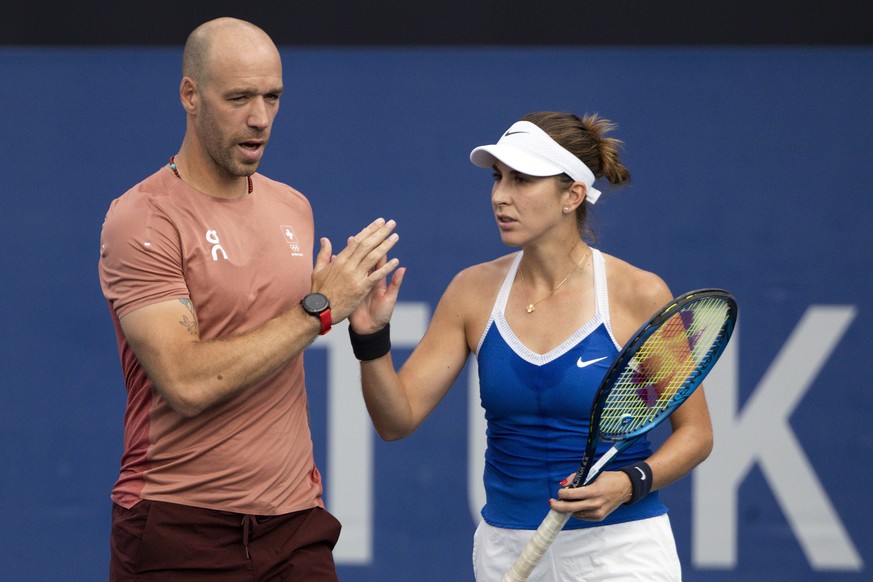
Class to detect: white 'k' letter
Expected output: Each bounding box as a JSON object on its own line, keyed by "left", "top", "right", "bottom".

{"left": 694, "top": 306, "right": 862, "bottom": 571}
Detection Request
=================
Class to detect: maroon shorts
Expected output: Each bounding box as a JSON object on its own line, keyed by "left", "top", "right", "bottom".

{"left": 110, "top": 500, "right": 341, "bottom": 581}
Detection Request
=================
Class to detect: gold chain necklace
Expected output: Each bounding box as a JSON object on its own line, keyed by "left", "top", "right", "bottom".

{"left": 518, "top": 244, "right": 589, "bottom": 314}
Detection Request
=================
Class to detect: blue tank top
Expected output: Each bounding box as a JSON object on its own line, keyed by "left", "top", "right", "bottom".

{"left": 476, "top": 249, "right": 668, "bottom": 529}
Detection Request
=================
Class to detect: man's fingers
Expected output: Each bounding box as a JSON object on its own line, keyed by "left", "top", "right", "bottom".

{"left": 353, "top": 219, "right": 397, "bottom": 255}
{"left": 335, "top": 218, "right": 396, "bottom": 264}
{"left": 353, "top": 230, "right": 400, "bottom": 275}
{"left": 349, "top": 218, "right": 389, "bottom": 246}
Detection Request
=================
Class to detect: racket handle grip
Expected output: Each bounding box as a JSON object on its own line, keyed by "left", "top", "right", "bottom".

{"left": 502, "top": 509, "right": 571, "bottom": 582}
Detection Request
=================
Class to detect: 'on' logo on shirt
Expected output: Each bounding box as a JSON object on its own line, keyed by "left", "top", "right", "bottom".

{"left": 205, "top": 229, "right": 228, "bottom": 261}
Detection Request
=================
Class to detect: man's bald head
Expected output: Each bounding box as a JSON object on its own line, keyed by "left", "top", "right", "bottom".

{"left": 182, "top": 18, "right": 278, "bottom": 88}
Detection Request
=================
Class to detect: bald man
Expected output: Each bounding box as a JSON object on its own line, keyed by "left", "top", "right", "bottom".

{"left": 99, "top": 18, "right": 400, "bottom": 580}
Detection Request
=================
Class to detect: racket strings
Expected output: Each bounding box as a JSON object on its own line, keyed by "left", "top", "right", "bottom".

{"left": 599, "top": 299, "right": 731, "bottom": 439}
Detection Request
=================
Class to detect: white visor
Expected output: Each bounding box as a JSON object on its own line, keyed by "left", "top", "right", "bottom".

{"left": 470, "top": 120, "right": 601, "bottom": 203}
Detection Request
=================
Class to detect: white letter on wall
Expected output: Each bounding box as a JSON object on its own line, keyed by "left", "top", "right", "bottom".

{"left": 694, "top": 307, "right": 862, "bottom": 571}
{"left": 317, "top": 303, "right": 430, "bottom": 564}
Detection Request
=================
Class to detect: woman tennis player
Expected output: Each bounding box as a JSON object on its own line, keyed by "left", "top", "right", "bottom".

{"left": 347, "top": 111, "right": 713, "bottom": 581}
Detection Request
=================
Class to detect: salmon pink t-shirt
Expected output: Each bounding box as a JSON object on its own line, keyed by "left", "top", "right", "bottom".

{"left": 99, "top": 167, "right": 323, "bottom": 515}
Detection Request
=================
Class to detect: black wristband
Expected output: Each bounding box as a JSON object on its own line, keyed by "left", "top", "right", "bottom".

{"left": 348, "top": 323, "right": 391, "bottom": 361}
{"left": 619, "top": 461, "right": 653, "bottom": 505}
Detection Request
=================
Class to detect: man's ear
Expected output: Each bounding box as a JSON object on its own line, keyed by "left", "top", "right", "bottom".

{"left": 180, "top": 77, "right": 198, "bottom": 114}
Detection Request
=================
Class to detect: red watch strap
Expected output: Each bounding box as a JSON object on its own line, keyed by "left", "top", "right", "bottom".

{"left": 318, "top": 309, "right": 332, "bottom": 335}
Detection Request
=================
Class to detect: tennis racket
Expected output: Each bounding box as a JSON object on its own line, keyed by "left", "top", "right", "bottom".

{"left": 502, "top": 288, "right": 738, "bottom": 582}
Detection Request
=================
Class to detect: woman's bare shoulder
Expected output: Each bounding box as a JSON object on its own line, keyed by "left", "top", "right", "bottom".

{"left": 447, "top": 253, "right": 517, "bottom": 294}
{"left": 601, "top": 251, "right": 673, "bottom": 340}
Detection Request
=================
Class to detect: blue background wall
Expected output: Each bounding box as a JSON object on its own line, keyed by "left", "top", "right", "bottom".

{"left": 1, "top": 46, "right": 871, "bottom": 580}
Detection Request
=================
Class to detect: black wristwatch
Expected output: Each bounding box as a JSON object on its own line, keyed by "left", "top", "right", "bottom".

{"left": 301, "top": 292, "right": 332, "bottom": 335}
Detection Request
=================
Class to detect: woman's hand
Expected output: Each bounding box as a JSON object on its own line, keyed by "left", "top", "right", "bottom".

{"left": 349, "top": 254, "right": 406, "bottom": 334}
{"left": 548, "top": 471, "right": 633, "bottom": 522}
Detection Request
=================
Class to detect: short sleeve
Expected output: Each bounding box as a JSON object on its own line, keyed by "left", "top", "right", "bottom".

{"left": 99, "top": 193, "right": 190, "bottom": 319}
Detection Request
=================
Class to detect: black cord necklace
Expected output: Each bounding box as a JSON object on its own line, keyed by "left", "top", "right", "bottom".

{"left": 169, "top": 156, "right": 253, "bottom": 194}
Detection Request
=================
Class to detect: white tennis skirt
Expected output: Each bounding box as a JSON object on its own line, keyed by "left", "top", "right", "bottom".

{"left": 472, "top": 514, "right": 681, "bottom": 581}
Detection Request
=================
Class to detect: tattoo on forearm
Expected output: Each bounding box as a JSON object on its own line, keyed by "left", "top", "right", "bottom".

{"left": 179, "top": 299, "right": 199, "bottom": 336}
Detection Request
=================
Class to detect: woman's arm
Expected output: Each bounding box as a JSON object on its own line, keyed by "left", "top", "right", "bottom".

{"left": 354, "top": 266, "right": 484, "bottom": 441}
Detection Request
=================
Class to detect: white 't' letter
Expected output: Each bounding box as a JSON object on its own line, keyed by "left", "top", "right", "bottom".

{"left": 318, "top": 303, "right": 429, "bottom": 564}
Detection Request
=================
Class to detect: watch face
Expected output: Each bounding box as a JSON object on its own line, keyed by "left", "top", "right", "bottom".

{"left": 303, "top": 293, "right": 329, "bottom": 314}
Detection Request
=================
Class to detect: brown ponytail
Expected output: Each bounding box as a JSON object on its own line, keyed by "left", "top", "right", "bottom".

{"left": 521, "top": 111, "right": 630, "bottom": 185}
{"left": 521, "top": 111, "right": 631, "bottom": 236}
